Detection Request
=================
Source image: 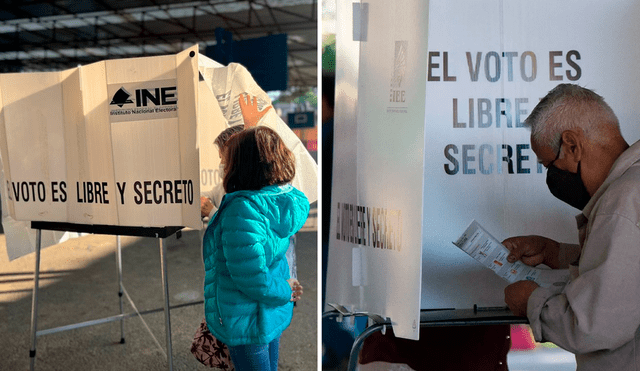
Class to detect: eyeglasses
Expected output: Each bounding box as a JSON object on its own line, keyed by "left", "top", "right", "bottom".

{"left": 547, "top": 140, "right": 563, "bottom": 169}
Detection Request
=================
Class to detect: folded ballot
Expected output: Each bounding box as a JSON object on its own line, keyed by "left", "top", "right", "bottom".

{"left": 453, "top": 220, "right": 570, "bottom": 287}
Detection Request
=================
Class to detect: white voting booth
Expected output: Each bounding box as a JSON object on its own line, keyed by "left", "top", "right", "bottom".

{"left": 325, "top": 0, "right": 640, "bottom": 357}
{"left": 1, "top": 47, "right": 317, "bottom": 261}
{"left": 0, "top": 45, "right": 317, "bottom": 370}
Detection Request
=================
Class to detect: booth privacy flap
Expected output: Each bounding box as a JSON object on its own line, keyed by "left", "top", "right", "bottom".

{"left": 199, "top": 61, "right": 318, "bottom": 204}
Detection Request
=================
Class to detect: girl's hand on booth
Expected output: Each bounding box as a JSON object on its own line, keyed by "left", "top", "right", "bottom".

{"left": 200, "top": 196, "right": 213, "bottom": 217}
{"left": 239, "top": 93, "right": 272, "bottom": 127}
{"left": 287, "top": 279, "right": 303, "bottom": 302}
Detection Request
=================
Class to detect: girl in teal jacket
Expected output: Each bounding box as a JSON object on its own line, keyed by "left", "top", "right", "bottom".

{"left": 202, "top": 126, "right": 309, "bottom": 371}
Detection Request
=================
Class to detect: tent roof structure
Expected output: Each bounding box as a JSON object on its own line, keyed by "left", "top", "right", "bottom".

{"left": 0, "top": 0, "right": 316, "bottom": 89}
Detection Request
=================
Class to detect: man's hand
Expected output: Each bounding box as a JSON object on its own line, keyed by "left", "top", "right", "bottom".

{"left": 287, "top": 279, "right": 303, "bottom": 302}
{"left": 503, "top": 235, "right": 560, "bottom": 269}
{"left": 239, "top": 93, "right": 272, "bottom": 128}
{"left": 504, "top": 280, "right": 539, "bottom": 317}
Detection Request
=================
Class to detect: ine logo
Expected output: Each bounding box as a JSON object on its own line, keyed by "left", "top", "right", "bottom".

{"left": 108, "top": 79, "right": 179, "bottom": 122}
{"left": 110, "top": 87, "right": 134, "bottom": 108}
{"left": 109, "top": 85, "right": 177, "bottom": 108}
{"left": 389, "top": 40, "right": 408, "bottom": 104}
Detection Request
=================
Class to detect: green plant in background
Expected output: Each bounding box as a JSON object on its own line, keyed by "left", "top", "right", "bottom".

{"left": 322, "top": 34, "right": 336, "bottom": 72}
{"left": 272, "top": 88, "right": 317, "bottom": 107}
{"left": 293, "top": 90, "right": 317, "bottom": 107}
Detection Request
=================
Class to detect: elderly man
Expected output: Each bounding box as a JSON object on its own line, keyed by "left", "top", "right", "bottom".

{"left": 504, "top": 83, "right": 640, "bottom": 370}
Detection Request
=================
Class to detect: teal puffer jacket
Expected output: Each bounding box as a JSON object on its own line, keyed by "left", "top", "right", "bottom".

{"left": 202, "top": 184, "right": 309, "bottom": 346}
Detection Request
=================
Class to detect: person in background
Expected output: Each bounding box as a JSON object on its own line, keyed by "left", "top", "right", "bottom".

{"left": 504, "top": 83, "right": 640, "bottom": 371}
{"left": 202, "top": 126, "right": 308, "bottom": 371}
{"left": 201, "top": 93, "right": 272, "bottom": 219}
{"left": 200, "top": 124, "right": 245, "bottom": 220}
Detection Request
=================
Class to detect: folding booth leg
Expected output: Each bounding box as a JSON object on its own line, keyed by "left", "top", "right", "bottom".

{"left": 116, "top": 236, "right": 125, "bottom": 344}
{"left": 29, "top": 229, "right": 42, "bottom": 371}
{"left": 159, "top": 238, "right": 173, "bottom": 371}
{"left": 347, "top": 323, "right": 386, "bottom": 371}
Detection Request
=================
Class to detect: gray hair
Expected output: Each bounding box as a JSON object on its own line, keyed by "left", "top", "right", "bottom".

{"left": 214, "top": 124, "right": 245, "bottom": 149}
{"left": 524, "top": 84, "right": 620, "bottom": 153}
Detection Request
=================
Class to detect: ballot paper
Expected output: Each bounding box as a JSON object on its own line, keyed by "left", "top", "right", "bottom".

{"left": 453, "top": 220, "right": 570, "bottom": 287}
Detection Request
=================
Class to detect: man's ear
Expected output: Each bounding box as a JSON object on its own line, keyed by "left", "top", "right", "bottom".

{"left": 560, "top": 129, "right": 584, "bottom": 163}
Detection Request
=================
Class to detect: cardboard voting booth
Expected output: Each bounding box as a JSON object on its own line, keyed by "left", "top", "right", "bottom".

{"left": 0, "top": 45, "right": 318, "bottom": 371}
{"left": 326, "top": 0, "right": 640, "bottom": 341}
{"left": 0, "top": 45, "right": 318, "bottom": 260}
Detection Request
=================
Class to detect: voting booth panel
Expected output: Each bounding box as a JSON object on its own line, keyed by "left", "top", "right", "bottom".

{"left": 0, "top": 46, "right": 201, "bottom": 229}
{"left": 421, "top": 0, "right": 640, "bottom": 310}
{"left": 197, "top": 59, "right": 228, "bottom": 200}
{"left": 203, "top": 63, "right": 319, "bottom": 203}
{"left": 326, "top": 0, "right": 640, "bottom": 341}
{"left": 326, "top": 0, "right": 429, "bottom": 341}
{"left": 0, "top": 44, "right": 318, "bottom": 371}
{"left": 0, "top": 47, "right": 318, "bottom": 261}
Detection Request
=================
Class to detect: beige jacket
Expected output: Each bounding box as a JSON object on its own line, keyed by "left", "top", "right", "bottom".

{"left": 528, "top": 140, "right": 640, "bottom": 371}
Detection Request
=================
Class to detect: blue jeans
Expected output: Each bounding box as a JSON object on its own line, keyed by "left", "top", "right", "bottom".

{"left": 228, "top": 337, "right": 280, "bottom": 371}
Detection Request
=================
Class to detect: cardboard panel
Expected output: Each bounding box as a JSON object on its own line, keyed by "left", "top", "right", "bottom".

{"left": 0, "top": 47, "right": 202, "bottom": 230}
{"left": 176, "top": 46, "right": 201, "bottom": 229}
{"left": 110, "top": 118, "right": 185, "bottom": 226}
{"left": 1, "top": 71, "right": 68, "bottom": 222}
{"left": 105, "top": 54, "right": 177, "bottom": 85}
{"left": 421, "top": 0, "right": 640, "bottom": 310}
{"left": 197, "top": 75, "right": 227, "bottom": 196}
{"left": 67, "top": 61, "right": 119, "bottom": 225}
{"left": 325, "top": 0, "right": 361, "bottom": 319}
{"left": 327, "top": 0, "right": 429, "bottom": 341}
{"left": 196, "top": 54, "right": 228, "bottom": 195}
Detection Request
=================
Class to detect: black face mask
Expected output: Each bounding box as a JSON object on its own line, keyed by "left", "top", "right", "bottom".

{"left": 546, "top": 155, "right": 591, "bottom": 210}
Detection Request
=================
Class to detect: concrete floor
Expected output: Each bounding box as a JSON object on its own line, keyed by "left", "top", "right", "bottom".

{"left": 0, "top": 214, "right": 318, "bottom": 371}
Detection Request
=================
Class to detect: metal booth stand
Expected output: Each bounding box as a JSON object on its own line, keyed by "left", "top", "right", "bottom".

{"left": 28, "top": 221, "right": 202, "bottom": 371}
{"left": 323, "top": 303, "right": 529, "bottom": 371}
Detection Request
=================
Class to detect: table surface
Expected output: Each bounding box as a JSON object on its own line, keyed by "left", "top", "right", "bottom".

{"left": 31, "top": 221, "right": 183, "bottom": 238}
{"left": 418, "top": 307, "right": 529, "bottom": 326}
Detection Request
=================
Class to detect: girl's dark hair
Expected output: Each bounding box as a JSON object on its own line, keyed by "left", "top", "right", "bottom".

{"left": 223, "top": 126, "right": 295, "bottom": 192}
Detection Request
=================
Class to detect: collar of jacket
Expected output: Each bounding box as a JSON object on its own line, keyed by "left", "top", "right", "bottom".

{"left": 209, "top": 184, "right": 293, "bottom": 226}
